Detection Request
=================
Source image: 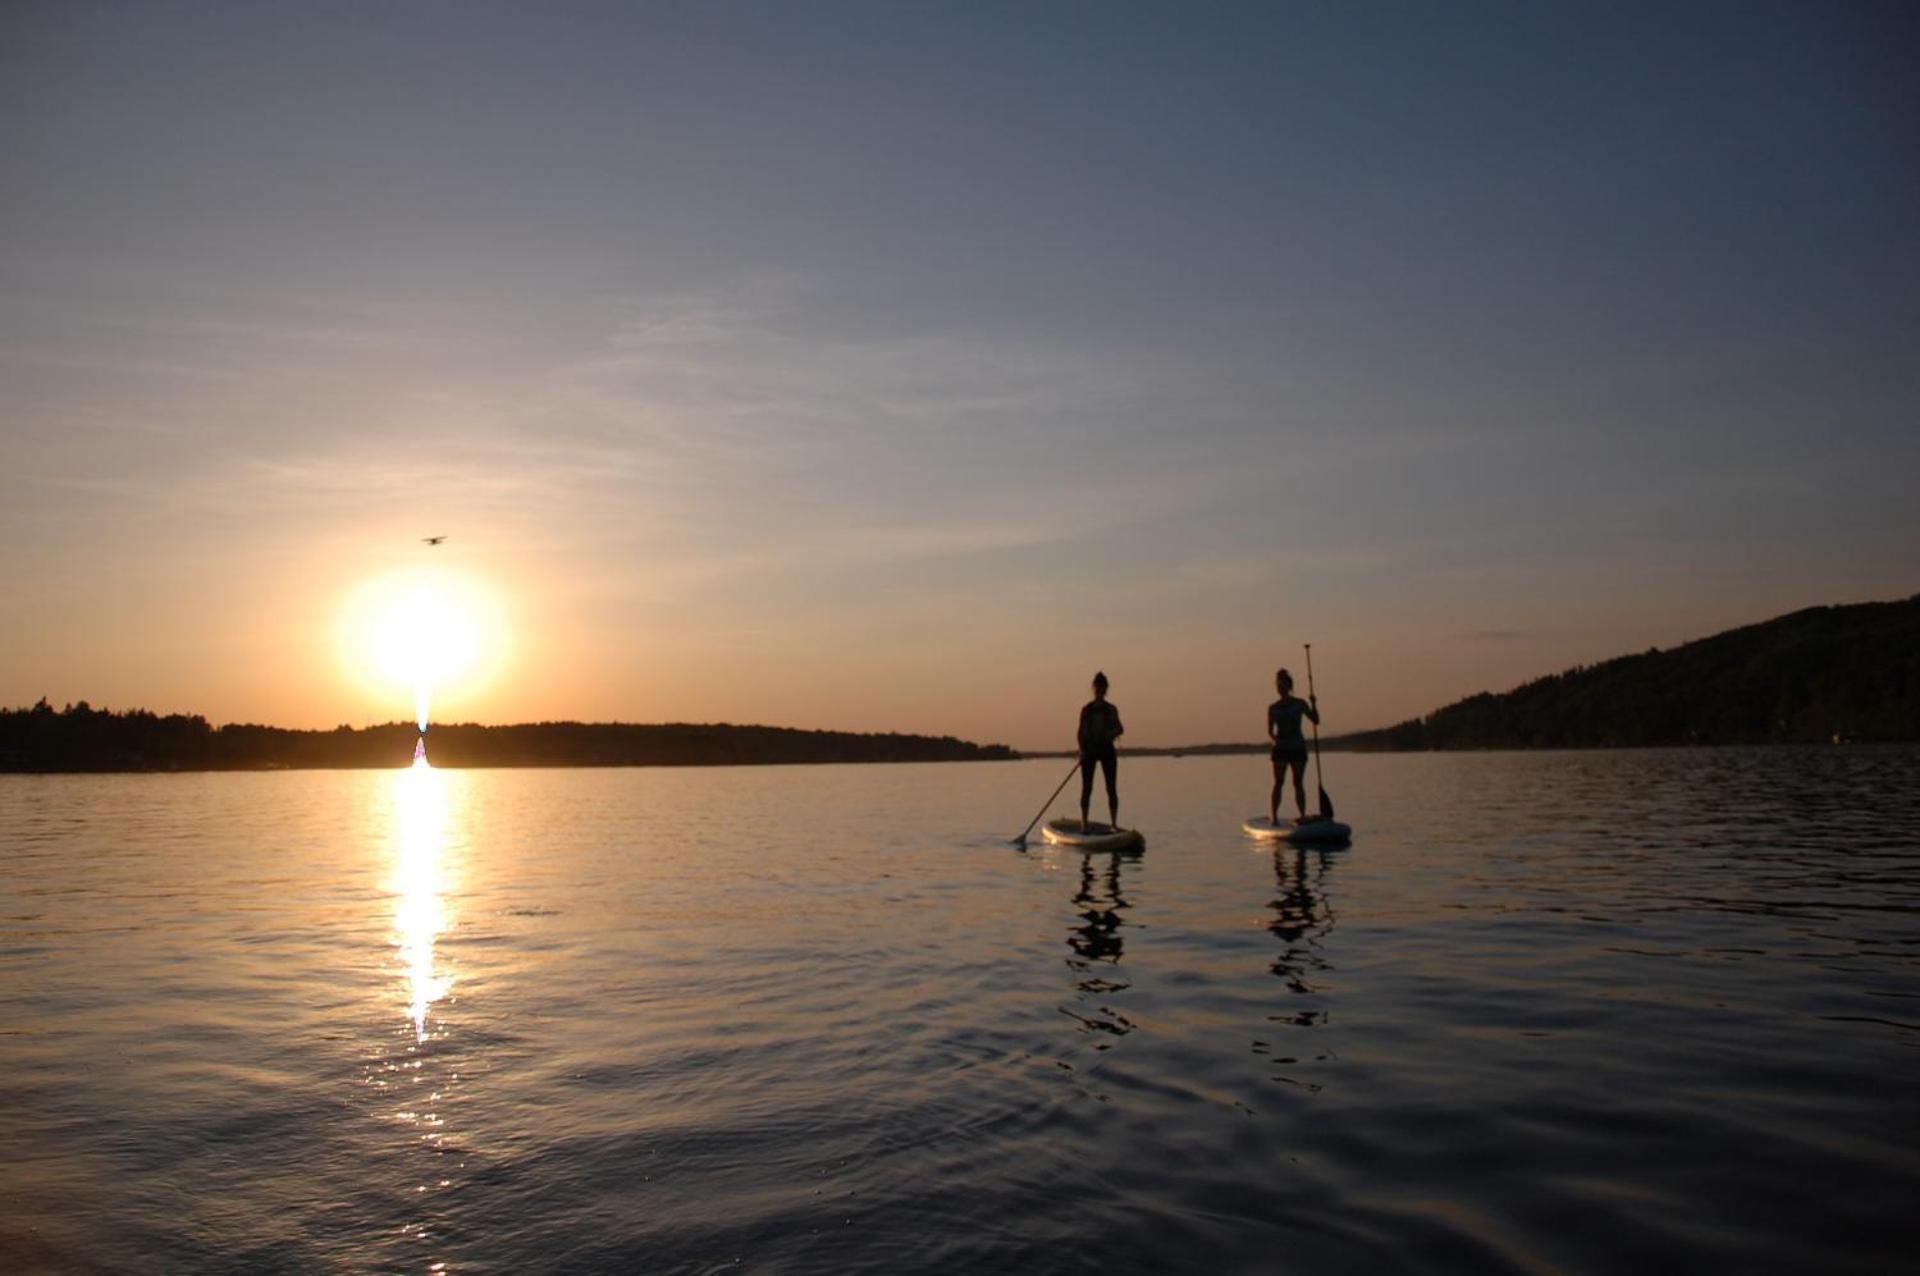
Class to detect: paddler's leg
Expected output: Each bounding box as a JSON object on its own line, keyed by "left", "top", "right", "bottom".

{"left": 1270, "top": 748, "right": 1282, "bottom": 825}
{"left": 1289, "top": 753, "right": 1308, "bottom": 819}
{"left": 1078, "top": 753, "right": 1095, "bottom": 832}
{"left": 1102, "top": 749, "right": 1119, "bottom": 830}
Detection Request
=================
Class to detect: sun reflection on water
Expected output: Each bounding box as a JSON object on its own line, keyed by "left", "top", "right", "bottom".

{"left": 376, "top": 746, "right": 467, "bottom": 1260}
{"left": 395, "top": 751, "right": 450, "bottom": 1043}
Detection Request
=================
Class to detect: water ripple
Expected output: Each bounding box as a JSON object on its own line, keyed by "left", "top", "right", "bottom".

{"left": 2, "top": 748, "right": 1917, "bottom": 1272}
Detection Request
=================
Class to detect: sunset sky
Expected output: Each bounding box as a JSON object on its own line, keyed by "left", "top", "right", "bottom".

{"left": 3, "top": 2, "right": 1915, "bottom": 750}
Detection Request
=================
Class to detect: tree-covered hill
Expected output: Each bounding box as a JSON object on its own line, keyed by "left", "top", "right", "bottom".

{"left": 0, "top": 703, "right": 1017, "bottom": 772}
{"left": 1337, "top": 595, "right": 1920, "bottom": 750}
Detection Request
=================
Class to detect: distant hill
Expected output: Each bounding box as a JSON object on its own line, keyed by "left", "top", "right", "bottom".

{"left": 0, "top": 704, "right": 1018, "bottom": 772}
{"left": 1335, "top": 596, "right": 1920, "bottom": 750}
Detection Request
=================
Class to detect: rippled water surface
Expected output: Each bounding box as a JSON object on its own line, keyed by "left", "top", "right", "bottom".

{"left": 3, "top": 748, "right": 1917, "bottom": 1274}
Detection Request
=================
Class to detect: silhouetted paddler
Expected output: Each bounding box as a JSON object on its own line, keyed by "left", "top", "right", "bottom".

{"left": 1268, "top": 668, "right": 1320, "bottom": 823}
{"left": 1077, "top": 671, "right": 1124, "bottom": 832}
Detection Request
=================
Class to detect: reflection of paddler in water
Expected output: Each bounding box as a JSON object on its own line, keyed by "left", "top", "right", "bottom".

{"left": 1268, "top": 847, "right": 1334, "bottom": 997}
{"left": 1267, "top": 668, "right": 1320, "bottom": 824}
{"left": 1261, "top": 847, "right": 1335, "bottom": 1088}
{"left": 1069, "top": 851, "right": 1128, "bottom": 968}
{"left": 1064, "top": 851, "right": 1134, "bottom": 1040}
{"left": 1076, "top": 671, "right": 1125, "bottom": 833}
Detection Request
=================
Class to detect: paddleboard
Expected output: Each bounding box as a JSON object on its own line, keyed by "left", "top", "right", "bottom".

{"left": 1042, "top": 818, "right": 1145, "bottom": 851}
{"left": 1243, "top": 815, "right": 1352, "bottom": 845}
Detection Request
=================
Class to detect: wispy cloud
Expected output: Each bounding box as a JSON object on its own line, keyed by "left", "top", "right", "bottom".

{"left": 511, "top": 281, "right": 1238, "bottom": 555}
{"left": 9, "top": 276, "right": 1246, "bottom": 602}
{"left": 545, "top": 281, "right": 1091, "bottom": 466}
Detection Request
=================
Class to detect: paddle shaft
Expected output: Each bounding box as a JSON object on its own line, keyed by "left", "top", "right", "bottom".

{"left": 1013, "top": 759, "right": 1083, "bottom": 846}
{"left": 1305, "top": 643, "right": 1331, "bottom": 818}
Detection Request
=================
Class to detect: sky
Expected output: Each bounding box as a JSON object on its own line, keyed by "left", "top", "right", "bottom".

{"left": 2, "top": 1, "right": 1916, "bottom": 750}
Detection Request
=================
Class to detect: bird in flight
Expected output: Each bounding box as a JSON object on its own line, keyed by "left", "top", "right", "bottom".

{"left": 422, "top": 536, "right": 446, "bottom": 546}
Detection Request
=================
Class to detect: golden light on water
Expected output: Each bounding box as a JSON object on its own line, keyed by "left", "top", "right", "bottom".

{"left": 395, "top": 753, "right": 450, "bottom": 1043}
{"left": 338, "top": 569, "right": 510, "bottom": 729}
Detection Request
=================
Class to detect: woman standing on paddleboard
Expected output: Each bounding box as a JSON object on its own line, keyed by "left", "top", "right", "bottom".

{"left": 1078, "top": 671, "right": 1124, "bottom": 833}
{"left": 1268, "top": 668, "right": 1320, "bottom": 824}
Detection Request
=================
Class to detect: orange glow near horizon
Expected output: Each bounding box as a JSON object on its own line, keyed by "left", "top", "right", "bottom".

{"left": 337, "top": 569, "right": 511, "bottom": 730}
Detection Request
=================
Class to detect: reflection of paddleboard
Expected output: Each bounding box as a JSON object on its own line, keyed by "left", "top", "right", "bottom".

{"left": 1243, "top": 815, "right": 1352, "bottom": 845}
{"left": 1042, "top": 818, "right": 1145, "bottom": 851}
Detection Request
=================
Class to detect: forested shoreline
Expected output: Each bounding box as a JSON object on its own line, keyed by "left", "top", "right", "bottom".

{"left": 0, "top": 704, "right": 1018, "bottom": 772}
{"left": 1335, "top": 597, "right": 1919, "bottom": 751}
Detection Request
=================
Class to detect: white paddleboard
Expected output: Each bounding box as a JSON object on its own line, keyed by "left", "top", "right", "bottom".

{"left": 1243, "top": 815, "right": 1352, "bottom": 845}
{"left": 1042, "top": 818, "right": 1145, "bottom": 851}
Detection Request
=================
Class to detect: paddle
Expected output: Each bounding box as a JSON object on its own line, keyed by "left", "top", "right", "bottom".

{"left": 1012, "top": 759, "right": 1082, "bottom": 848}
{"left": 1304, "top": 643, "right": 1334, "bottom": 821}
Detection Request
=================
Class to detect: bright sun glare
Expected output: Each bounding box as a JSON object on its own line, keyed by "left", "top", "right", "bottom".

{"left": 338, "top": 570, "right": 508, "bottom": 726}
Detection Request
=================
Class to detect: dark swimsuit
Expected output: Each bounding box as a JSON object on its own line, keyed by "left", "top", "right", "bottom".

{"left": 1270, "top": 699, "right": 1310, "bottom": 769}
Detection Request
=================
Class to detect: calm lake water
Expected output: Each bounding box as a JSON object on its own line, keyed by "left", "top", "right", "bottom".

{"left": 2, "top": 748, "right": 1917, "bottom": 1274}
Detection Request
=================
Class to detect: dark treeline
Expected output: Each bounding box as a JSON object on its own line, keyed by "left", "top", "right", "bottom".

{"left": 0, "top": 702, "right": 1018, "bottom": 772}
{"left": 1336, "top": 596, "right": 1920, "bottom": 751}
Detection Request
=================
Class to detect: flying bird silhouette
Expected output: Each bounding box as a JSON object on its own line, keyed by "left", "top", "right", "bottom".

{"left": 422, "top": 536, "right": 446, "bottom": 546}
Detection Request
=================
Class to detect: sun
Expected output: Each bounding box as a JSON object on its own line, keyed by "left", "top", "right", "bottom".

{"left": 337, "top": 570, "right": 508, "bottom": 725}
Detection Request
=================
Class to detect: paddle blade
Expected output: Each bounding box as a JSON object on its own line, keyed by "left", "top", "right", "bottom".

{"left": 1318, "top": 787, "right": 1335, "bottom": 820}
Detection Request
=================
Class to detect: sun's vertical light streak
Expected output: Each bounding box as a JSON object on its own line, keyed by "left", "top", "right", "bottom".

{"left": 409, "top": 580, "right": 434, "bottom": 735}
{"left": 338, "top": 568, "right": 506, "bottom": 735}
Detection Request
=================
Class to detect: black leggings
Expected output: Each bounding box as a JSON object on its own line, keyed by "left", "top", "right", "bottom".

{"left": 1080, "top": 746, "right": 1118, "bottom": 810}
{"left": 1272, "top": 746, "right": 1309, "bottom": 787}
